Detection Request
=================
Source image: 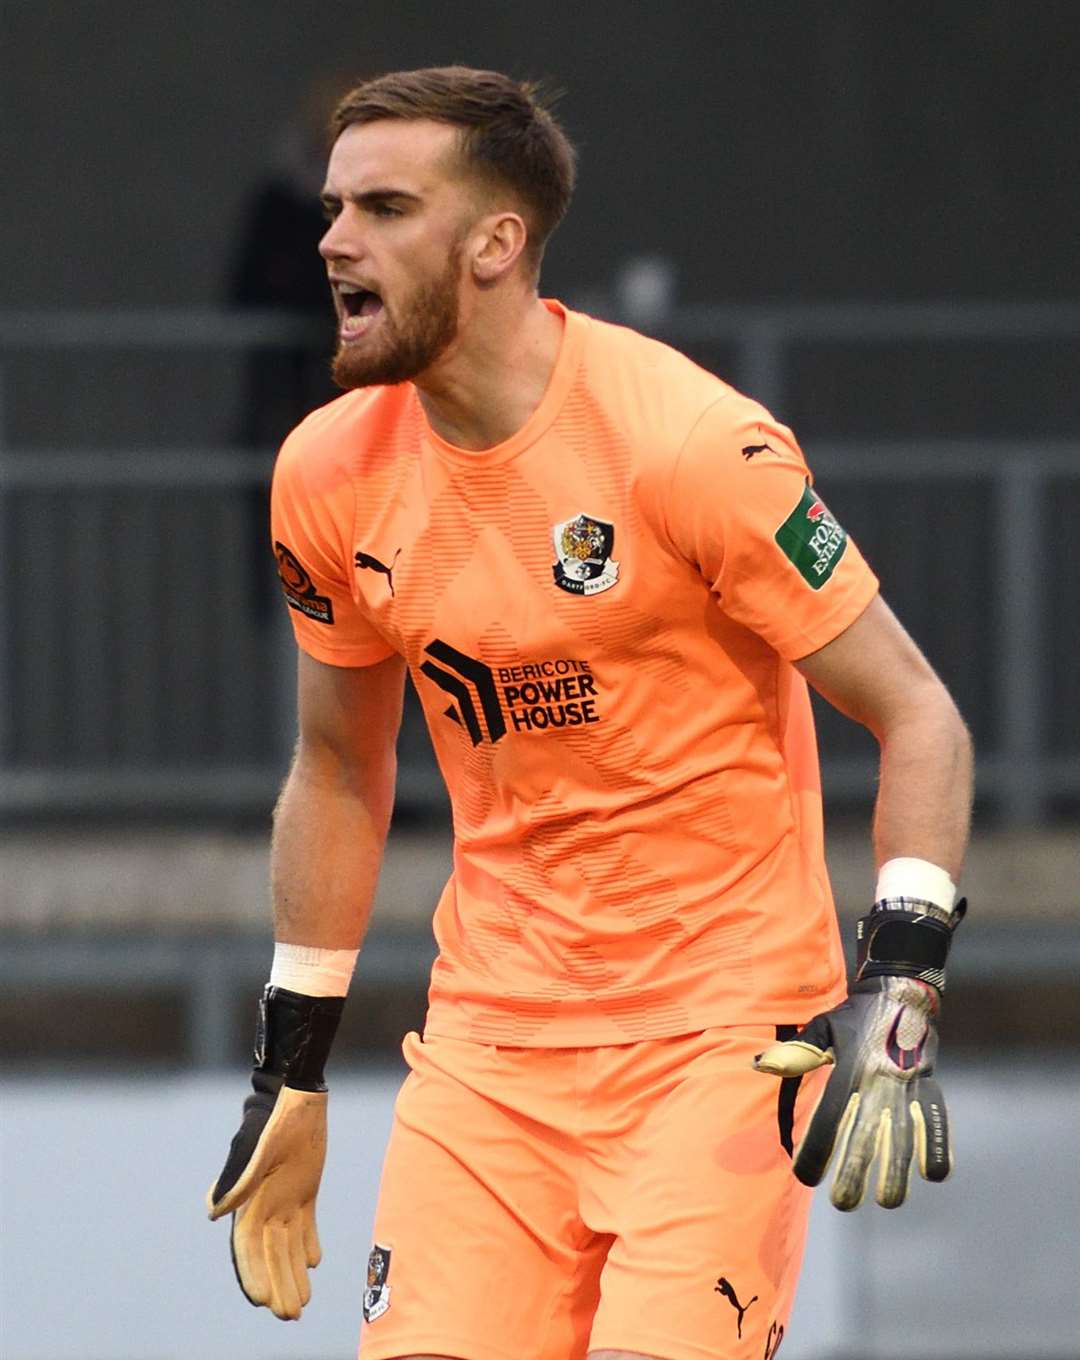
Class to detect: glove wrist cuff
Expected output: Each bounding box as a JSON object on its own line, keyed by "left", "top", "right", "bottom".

{"left": 253, "top": 985, "right": 345, "bottom": 1091}
{"left": 854, "top": 897, "right": 966, "bottom": 993}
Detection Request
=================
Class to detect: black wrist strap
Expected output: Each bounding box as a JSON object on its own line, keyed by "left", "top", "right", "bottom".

{"left": 252, "top": 986, "right": 345, "bottom": 1092}
{"left": 854, "top": 897, "right": 967, "bottom": 993}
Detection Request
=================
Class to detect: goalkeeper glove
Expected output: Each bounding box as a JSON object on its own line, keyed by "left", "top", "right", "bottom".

{"left": 754, "top": 896, "right": 966, "bottom": 1211}
{"left": 207, "top": 987, "right": 344, "bottom": 1319}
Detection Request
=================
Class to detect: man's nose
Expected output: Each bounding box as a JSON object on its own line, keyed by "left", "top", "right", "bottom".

{"left": 319, "top": 210, "right": 359, "bottom": 261}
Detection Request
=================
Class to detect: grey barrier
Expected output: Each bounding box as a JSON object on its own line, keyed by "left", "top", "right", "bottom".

{"left": 1, "top": 303, "right": 1077, "bottom": 825}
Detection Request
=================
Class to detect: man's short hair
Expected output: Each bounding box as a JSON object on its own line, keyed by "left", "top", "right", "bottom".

{"left": 331, "top": 66, "right": 577, "bottom": 271}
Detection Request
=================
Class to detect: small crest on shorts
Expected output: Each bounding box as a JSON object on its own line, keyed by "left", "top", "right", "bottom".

{"left": 363, "top": 1243, "right": 392, "bottom": 1322}
{"left": 552, "top": 513, "right": 619, "bottom": 596}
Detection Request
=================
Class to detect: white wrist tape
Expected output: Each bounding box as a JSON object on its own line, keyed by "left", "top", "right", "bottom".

{"left": 269, "top": 942, "right": 358, "bottom": 997}
{"left": 875, "top": 857, "right": 957, "bottom": 914}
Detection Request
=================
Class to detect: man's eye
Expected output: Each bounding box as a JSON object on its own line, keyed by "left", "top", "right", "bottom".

{"left": 372, "top": 203, "right": 402, "bottom": 218}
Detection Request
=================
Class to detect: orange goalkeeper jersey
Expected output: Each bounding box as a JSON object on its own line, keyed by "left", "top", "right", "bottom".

{"left": 271, "top": 301, "right": 879, "bottom": 1045}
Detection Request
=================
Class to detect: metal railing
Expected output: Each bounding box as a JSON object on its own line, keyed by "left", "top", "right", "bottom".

{"left": 5, "top": 298, "right": 1080, "bottom": 426}
{"left": 2, "top": 302, "right": 1078, "bottom": 824}
{"left": 4, "top": 917, "right": 1074, "bottom": 1069}
{"left": 657, "top": 298, "right": 1080, "bottom": 414}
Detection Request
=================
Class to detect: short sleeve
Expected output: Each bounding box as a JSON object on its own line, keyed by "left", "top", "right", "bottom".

{"left": 666, "top": 392, "right": 879, "bottom": 659}
{"left": 270, "top": 427, "right": 397, "bottom": 667}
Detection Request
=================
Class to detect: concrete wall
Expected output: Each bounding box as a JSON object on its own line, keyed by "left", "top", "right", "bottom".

{"left": 4, "top": 1, "right": 1077, "bottom": 311}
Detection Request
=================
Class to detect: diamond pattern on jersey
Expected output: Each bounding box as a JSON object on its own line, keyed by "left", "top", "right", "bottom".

{"left": 273, "top": 307, "right": 877, "bottom": 1045}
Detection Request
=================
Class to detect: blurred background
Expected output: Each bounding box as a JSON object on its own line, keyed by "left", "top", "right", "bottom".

{"left": 1, "top": 2, "right": 1078, "bottom": 1357}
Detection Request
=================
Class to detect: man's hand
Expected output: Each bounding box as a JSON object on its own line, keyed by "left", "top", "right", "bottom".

{"left": 754, "top": 897, "right": 965, "bottom": 1211}
{"left": 207, "top": 987, "right": 344, "bottom": 1319}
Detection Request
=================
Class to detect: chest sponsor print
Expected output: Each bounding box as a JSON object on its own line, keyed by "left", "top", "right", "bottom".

{"left": 420, "top": 642, "right": 603, "bottom": 743}
{"left": 552, "top": 513, "right": 620, "bottom": 596}
{"left": 774, "top": 482, "right": 848, "bottom": 589}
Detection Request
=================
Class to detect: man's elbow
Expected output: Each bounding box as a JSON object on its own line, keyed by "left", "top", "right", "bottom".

{"left": 288, "top": 732, "right": 398, "bottom": 804}
{"left": 886, "top": 676, "right": 974, "bottom": 773}
{"left": 937, "top": 694, "right": 974, "bottom": 782}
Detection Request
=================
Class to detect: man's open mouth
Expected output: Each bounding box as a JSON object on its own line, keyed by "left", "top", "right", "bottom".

{"left": 334, "top": 283, "right": 385, "bottom": 343}
{"left": 339, "top": 285, "right": 384, "bottom": 320}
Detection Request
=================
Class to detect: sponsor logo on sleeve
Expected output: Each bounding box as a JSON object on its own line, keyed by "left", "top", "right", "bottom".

{"left": 774, "top": 482, "right": 848, "bottom": 589}
{"left": 552, "top": 513, "right": 619, "bottom": 596}
{"left": 275, "top": 541, "right": 334, "bottom": 623}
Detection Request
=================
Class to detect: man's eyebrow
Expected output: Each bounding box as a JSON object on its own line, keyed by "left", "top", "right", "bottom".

{"left": 320, "top": 188, "right": 422, "bottom": 208}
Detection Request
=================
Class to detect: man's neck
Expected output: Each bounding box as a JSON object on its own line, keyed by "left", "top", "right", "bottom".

{"left": 414, "top": 295, "right": 564, "bottom": 451}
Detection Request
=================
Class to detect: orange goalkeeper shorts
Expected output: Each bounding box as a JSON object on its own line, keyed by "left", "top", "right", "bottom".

{"left": 357, "top": 1026, "right": 825, "bottom": 1360}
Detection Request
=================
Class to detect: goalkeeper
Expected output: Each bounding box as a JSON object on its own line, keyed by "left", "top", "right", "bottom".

{"left": 206, "top": 65, "right": 974, "bottom": 1360}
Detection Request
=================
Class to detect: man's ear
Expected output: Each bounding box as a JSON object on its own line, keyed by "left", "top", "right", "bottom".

{"left": 470, "top": 211, "right": 529, "bottom": 284}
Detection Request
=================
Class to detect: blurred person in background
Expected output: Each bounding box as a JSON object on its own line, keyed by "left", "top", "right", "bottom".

{"left": 226, "top": 73, "right": 345, "bottom": 617}
{"left": 226, "top": 72, "right": 345, "bottom": 448}
{"left": 207, "top": 65, "right": 973, "bottom": 1360}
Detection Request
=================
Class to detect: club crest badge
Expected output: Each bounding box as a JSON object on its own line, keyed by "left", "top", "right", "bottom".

{"left": 362, "top": 1243, "right": 392, "bottom": 1322}
{"left": 552, "top": 513, "right": 619, "bottom": 596}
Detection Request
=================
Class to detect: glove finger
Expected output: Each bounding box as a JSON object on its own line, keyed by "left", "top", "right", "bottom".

{"left": 210, "top": 1112, "right": 274, "bottom": 1219}
{"left": 288, "top": 1217, "right": 313, "bottom": 1310}
{"left": 265, "top": 1219, "right": 303, "bottom": 1321}
{"left": 208, "top": 1079, "right": 281, "bottom": 1216}
{"left": 753, "top": 1038, "right": 834, "bottom": 1078}
{"left": 230, "top": 1203, "right": 272, "bottom": 1308}
{"left": 211, "top": 1083, "right": 318, "bottom": 1220}
{"left": 754, "top": 1010, "right": 837, "bottom": 1077}
{"left": 302, "top": 1198, "right": 322, "bottom": 1269}
{"left": 791, "top": 1042, "right": 857, "bottom": 1187}
{"left": 911, "top": 1077, "right": 953, "bottom": 1183}
{"left": 210, "top": 1133, "right": 263, "bottom": 1215}
{"left": 211, "top": 1171, "right": 256, "bottom": 1222}
{"left": 876, "top": 1100, "right": 914, "bottom": 1209}
{"left": 829, "top": 1094, "right": 879, "bottom": 1211}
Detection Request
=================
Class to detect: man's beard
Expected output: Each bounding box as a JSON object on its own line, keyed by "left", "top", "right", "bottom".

{"left": 331, "top": 243, "right": 463, "bottom": 390}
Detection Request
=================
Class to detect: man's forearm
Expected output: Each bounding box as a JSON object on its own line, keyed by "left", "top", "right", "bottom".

{"left": 871, "top": 698, "right": 974, "bottom": 884}
{"left": 208, "top": 740, "right": 390, "bottom": 1322}
{"left": 270, "top": 742, "right": 397, "bottom": 949}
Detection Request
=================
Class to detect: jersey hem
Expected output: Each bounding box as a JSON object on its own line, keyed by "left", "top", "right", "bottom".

{"left": 421, "top": 977, "right": 848, "bottom": 1049}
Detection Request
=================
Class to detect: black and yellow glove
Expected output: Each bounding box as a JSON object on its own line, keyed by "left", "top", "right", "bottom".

{"left": 755, "top": 897, "right": 965, "bottom": 1211}
{"left": 207, "top": 987, "right": 344, "bottom": 1319}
